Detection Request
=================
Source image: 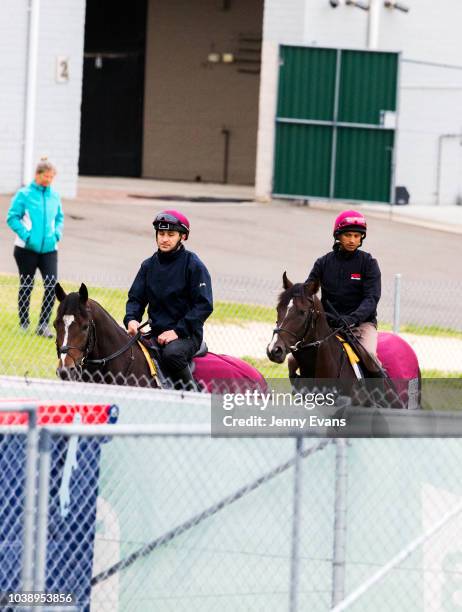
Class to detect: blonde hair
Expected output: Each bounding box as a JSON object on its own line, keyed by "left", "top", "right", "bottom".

{"left": 35, "top": 157, "right": 56, "bottom": 175}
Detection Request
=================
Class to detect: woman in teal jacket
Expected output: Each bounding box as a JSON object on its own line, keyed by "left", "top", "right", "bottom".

{"left": 7, "top": 159, "right": 64, "bottom": 338}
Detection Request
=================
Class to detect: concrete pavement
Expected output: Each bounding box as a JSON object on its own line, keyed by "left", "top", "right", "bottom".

{"left": 2, "top": 175, "right": 459, "bottom": 284}
{"left": 303, "top": 198, "right": 462, "bottom": 236}
{"left": 74, "top": 176, "right": 462, "bottom": 234}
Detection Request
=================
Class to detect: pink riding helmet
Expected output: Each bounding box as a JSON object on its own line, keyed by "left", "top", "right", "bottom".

{"left": 153, "top": 209, "right": 190, "bottom": 239}
{"left": 333, "top": 209, "right": 367, "bottom": 238}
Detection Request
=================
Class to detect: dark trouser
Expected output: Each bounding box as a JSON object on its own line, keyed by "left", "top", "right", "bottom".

{"left": 160, "top": 337, "right": 199, "bottom": 378}
{"left": 13, "top": 247, "right": 58, "bottom": 327}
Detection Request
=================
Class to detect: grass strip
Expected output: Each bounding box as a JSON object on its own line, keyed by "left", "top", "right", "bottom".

{"left": 0, "top": 275, "right": 460, "bottom": 380}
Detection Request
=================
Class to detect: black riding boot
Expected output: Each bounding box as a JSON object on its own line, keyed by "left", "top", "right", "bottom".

{"left": 171, "top": 365, "right": 197, "bottom": 391}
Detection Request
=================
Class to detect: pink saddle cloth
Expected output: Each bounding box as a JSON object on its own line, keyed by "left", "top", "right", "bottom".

{"left": 377, "top": 331, "right": 420, "bottom": 408}
{"left": 192, "top": 352, "right": 267, "bottom": 393}
{"left": 377, "top": 331, "right": 419, "bottom": 379}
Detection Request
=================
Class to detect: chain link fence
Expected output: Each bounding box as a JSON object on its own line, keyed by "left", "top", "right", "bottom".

{"left": 1, "top": 377, "right": 462, "bottom": 611}
{"left": 0, "top": 273, "right": 460, "bottom": 381}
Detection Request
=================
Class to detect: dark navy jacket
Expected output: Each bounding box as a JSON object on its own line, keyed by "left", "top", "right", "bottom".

{"left": 306, "top": 247, "right": 381, "bottom": 325}
{"left": 124, "top": 245, "right": 213, "bottom": 344}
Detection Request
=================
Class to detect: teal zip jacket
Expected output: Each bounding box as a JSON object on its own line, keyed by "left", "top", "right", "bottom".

{"left": 7, "top": 181, "right": 64, "bottom": 253}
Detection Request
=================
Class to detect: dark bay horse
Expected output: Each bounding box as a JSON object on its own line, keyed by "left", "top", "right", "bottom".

{"left": 267, "top": 273, "right": 357, "bottom": 380}
{"left": 266, "top": 273, "right": 421, "bottom": 408}
{"left": 53, "top": 283, "right": 266, "bottom": 391}
{"left": 54, "top": 283, "right": 155, "bottom": 385}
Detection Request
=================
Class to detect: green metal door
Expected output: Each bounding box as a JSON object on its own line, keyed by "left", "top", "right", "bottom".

{"left": 273, "top": 46, "right": 399, "bottom": 203}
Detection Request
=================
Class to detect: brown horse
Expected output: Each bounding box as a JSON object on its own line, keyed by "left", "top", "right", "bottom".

{"left": 266, "top": 273, "right": 421, "bottom": 408}
{"left": 266, "top": 273, "right": 359, "bottom": 380}
{"left": 53, "top": 283, "right": 267, "bottom": 392}
{"left": 54, "top": 283, "right": 155, "bottom": 385}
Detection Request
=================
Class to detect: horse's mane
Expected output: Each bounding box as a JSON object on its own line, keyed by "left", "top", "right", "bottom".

{"left": 88, "top": 298, "right": 126, "bottom": 331}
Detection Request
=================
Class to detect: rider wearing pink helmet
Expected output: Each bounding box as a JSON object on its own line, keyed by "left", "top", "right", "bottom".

{"left": 124, "top": 210, "right": 213, "bottom": 388}
{"left": 152, "top": 209, "right": 190, "bottom": 239}
{"left": 306, "top": 209, "right": 381, "bottom": 359}
{"left": 333, "top": 209, "right": 367, "bottom": 240}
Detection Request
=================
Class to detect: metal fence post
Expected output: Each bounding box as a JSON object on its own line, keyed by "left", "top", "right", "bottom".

{"left": 34, "top": 428, "right": 52, "bottom": 592}
{"left": 20, "top": 407, "right": 39, "bottom": 593}
{"left": 393, "top": 273, "right": 402, "bottom": 334}
{"left": 331, "top": 438, "right": 349, "bottom": 608}
{"left": 289, "top": 436, "right": 303, "bottom": 612}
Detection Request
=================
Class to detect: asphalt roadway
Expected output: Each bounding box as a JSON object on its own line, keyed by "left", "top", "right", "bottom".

{"left": 0, "top": 177, "right": 460, "bottom": 328}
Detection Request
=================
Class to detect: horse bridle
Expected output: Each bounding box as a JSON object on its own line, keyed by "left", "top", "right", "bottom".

{"left": 56, "top": 318, "right": 96, "bottom": 368}
{"left": 57, "top": 317, "right": 148, "bottom": 369}
{"left": 272, "top": 303, "right": 342, "bottom": 353}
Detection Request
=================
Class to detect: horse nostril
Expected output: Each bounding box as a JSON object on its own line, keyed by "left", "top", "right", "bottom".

{"left": 57, "top": 367, "right": 75, "bottom": 381}
{"left": 267, "top": 343, "right": 286, "bottom": 363}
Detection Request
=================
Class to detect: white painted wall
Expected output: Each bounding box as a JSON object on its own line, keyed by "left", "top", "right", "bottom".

{"left": 0, "top": 0, "right": 86, "bottom": 198}
{"left": 304, "top": 0, "right": 369, "bottom": 49}
{"left": 398, "top": 62, "right": 462, "bottom": 205}
{"left": 0, "top": 1, "right": 29, "bottom": 192}
{"left": 257, "top": 0, "right": 462, "bottom": 205}
{"left": 255, "top": 0, "right": 306, "bottom": 200}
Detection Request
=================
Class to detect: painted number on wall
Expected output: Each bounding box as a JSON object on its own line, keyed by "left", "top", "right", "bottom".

{"left": 56, "top": 56, "right": 70, "bottom": 83}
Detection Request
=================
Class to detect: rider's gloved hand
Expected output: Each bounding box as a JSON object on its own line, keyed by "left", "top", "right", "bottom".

{"left": 340, "top": 315, "right": 358, "bottom": 328}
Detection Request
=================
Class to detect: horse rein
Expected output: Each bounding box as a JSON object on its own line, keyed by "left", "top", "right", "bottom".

{"left": 84, "top": 331, "right": 141, "bottom": 367}
{"left": 290, "top": 326, "right": 343, "bottom": 352}
{"left": 57, "top": 318, "right": 149, "bottom": 369}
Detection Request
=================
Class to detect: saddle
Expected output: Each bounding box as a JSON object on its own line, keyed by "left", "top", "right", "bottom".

{"left": 138, "top": 334, "right": 208, "bottom": 382}
{"left": 336, "top": 333, "right": 383, "bottom": 378}
{"left": 336, "top": 333, "right": 410, "bottom": 408}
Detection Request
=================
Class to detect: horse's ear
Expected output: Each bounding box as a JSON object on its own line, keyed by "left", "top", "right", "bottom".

{"left": 55, "top": 283, "right": 66, "bottom": 302}
{"left": 79, "top": 283, "right": 89, "bottom": 304}
{"left": 282, "top": 271, "right": 293, "bottom": 290}
{"left": 304, "top": 280, "right": 320, "bottom": 296}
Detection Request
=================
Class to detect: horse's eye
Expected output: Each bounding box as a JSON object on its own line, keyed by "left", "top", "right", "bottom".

{"left": 299, "top": 310, "right": 306, "bottom": 316}
{"left": 82, "top": 324, "right": 89, "bottom": 332}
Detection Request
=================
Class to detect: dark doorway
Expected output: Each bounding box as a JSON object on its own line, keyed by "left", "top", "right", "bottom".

{"left": 79, "top": 0, "right": 147, "bottom": 177}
